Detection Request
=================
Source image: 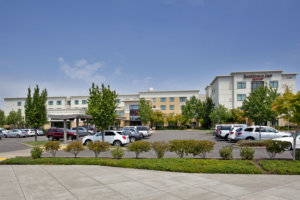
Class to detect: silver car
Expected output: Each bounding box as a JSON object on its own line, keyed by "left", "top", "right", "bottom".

{"left": 235, "top": 126, "right": 291, "bottom": 141}
{"left": 4, "top": 129, "right": 26, "bottom": 138}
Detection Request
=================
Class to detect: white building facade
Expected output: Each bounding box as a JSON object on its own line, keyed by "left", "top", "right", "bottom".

{"left": 205, "top": 70, "right": 297, "bottom": 109}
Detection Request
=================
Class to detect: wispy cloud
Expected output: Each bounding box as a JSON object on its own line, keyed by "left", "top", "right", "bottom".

{"left": 58, "top": 57, "right": 106, "bottom": 82}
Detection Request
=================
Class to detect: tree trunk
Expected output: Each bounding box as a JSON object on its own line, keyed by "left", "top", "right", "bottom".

{"left": 102, "top": 129, "right": 105, "bottom": 142}
{"left": 34, "top": 128, "right": 37, "bottom": 142}
{"left": 258, "top": 124, "right": 262, "bottom": 141}
{"left": 293, "top": 126, "right": 299, "bottom": 161}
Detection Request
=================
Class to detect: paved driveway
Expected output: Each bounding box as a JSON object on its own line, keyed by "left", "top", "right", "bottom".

{"left": 1, "top": 165, "right": 299, "bottom": 200}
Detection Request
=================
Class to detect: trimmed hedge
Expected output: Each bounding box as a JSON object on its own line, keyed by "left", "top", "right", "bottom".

{"left": 235, "top": 140, "right": 268, "bottom": 147}
{"left": 127, "top": 141, "right": 151, "bottom": 158}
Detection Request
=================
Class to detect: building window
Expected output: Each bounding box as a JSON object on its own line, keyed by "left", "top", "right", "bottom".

{"left": 160, "top": 105, "right": 166, "bottom": 110}
{"left": 67, "top": 101, "right": 71, "bottom": 105}
{"left": 180, "top": 97, "right": 186, "bottom": 102}
{"left": 117, "top": 99, "right": 120, "bottom": 104}
{"left": 237, "top": 82, "right": 246, "bottom": 89}
{"left": 17, "top": 102, "right": 22, "bottom": 106}
{"left": 251, "top": 81, "right": 264, "bottom": 92}
{"left": 152, "top": 105, "right": 156, "bottom": 109}
{"left": 269, "top": 81, "right": 278, "bottom": 88}
{"left": 56, "top": 100, "right": 62, "bottom": 105}
{"left": 152, "top": 98, "right": 156, "bottom": 102}
{"left": 75, "top": 100, "right": 79, "bottom": 105}
{"left": 237, "top": 94, "right": 246, "bottom": 101}
{"left": 130, "top": 105, "right": 139, "bottom": 110}
{"left": 160, "top": 97, "right": 166, "bottom": 102}
{"left": 48, "top": 101, "right": 53, "bottom": 105}
{"left": 286, "top": 76, "right": 293, "bottom": 79}
{"left": 82, "top": 100, "right": 87, "bottom": 105}
{"left": 170, "top": 97, "right": 174, "bottom": 102}
{"left": 170, "top": 105, "right": 175, "bottom": 110}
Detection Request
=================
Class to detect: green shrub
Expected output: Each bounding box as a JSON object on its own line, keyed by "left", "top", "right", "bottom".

{"left": 190, "top": 140, "right": 215, "bottom": 158}
{"left": 87, "top": 141, "right": 110, "bottom": 157}
{"left": 65, "top": 141, "right": 85, "bottom": 158}
{"left": 44, "top": 141, "right": 60, "bottom": 157}
{"left": 111, "top": 147, "right": 124, "bottom": 159}
{"left": 240, "top": 147, "right": 255, "bottom": 160}
{"left": 219, "top": 146, "right": 233, "bottom": 160}
{"left": 265, "top": 140, "right": 290, "bottom": 159}
{"left": 30, "top": 147, "right": 43, "bottom": 159}
{"left": 151, "top": 141, "right": 169, "bottom": 159}
{"left": 236, "top": 140, "right": 267, "bottom": 147}
{"left": 127, "top": 141, "right": 151, "bottom": 158}
{"left": 168, "top": 140, "right": 192, "bottom": 158}
{"left": 296, "top": 149, "right": 300, "bottom": 160}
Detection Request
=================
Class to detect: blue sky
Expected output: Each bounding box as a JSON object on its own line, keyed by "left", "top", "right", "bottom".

{"left": 0, "top": 0, "right": 299, "bottom": 108}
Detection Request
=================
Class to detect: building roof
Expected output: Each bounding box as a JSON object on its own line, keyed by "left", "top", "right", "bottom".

{"left": 139, "top": 90, "right": 199, "bottom": 94}
{"left": 230, "top": 70, "right": 283, "bottom": 75}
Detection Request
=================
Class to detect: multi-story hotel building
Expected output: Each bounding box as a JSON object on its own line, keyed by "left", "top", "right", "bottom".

{"left": 205, "top": 70, "right": 297, "bottom": 126}
{"left": 4, "top": 89, "right": 205, "bottom": 128}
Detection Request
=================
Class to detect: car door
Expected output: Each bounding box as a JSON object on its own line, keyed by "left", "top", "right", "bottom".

{"left": 266, "top": 127, "right": 277, "bottom": 139}
{"left": 105, "top": 131, "right": 115, "bottom": 144}
{"left": 12, "top": 130, "right": 19, "bottom": 137}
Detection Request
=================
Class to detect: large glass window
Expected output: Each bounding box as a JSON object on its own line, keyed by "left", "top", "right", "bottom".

{"left": 17, "top": 102, "right": 22, "bottom": 106}
{"left": 180, "top": 97, "right": 186, "bottom": 102}
{"left": 170, "top": 105, "right": 174, "bottom": 110}
{"left": 130, "top": 105, "right": 139, "bottom": 110}
{"left": 82, "top": 100, "right": 87, "bottom": 105}
{"left": 48, "top": 101, "right": 53, "bottom": 105}
{"left": 251, "top": 81, "right": 264, "bottom": 92}
{"left": 169, "top": 97, "right": 174, "bottom": 102}
{"left": 237, "top": 82, "right": 246, "bottom": 89}
{"left": 237, "top": 94, "right": 246, "bottom": 101}
{"left": 160, "top": 105, "right": 166, "bottom": 110}
{"left": 160, "top": 97, "right": 166, "bottom": 102}
{"left": 56, "top": 100, "right": 62, "bottom": 105}
{"left": 75, "top": 100, "right": 79, "bottom": 105}
{"left": 152, "top": 98, "right": 156, "bottom": 102}
{"left": 116, "top": 99, "right": 120, "bottom": 104}
{"left": 269, "top": 81, "right": 278, "bottom": 88}
{"left": 67, "top": 101, "right": 71, "bottom": 105}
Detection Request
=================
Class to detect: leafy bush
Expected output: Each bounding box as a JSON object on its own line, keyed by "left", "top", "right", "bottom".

{"left": 65, "top": 141, "right": 85, "bottom": 158}
{"left": 127, "top": 141, "right": 151, "bottom": 158}
{"left": 296, "top": 149, "right": 300, "bottom": 160}
{"left": 190, "top": 140, "right": 215, "bottom": 158}
{"left": 265, "top": 140, "right": 290, "bottom": 159}
{"left": 168, "top": 140, "right": 191, "bottom": 158}
{"left": 111, "top": 147, "right": 124, "bottom": 159}
{"left": 87, "top": 141, "right": 110, "bottom": 157}
{"left": 151, "top": 141, "right": 169, "bottom": 159}
{"left": 236, "top": 140, "right": 267, "bottom": 147}
{"left": 44, "top": 141, "right": 60, "bottom": 157}
{"left": 240, "top": 147, "right": 255, "bottom": 160}
{"left": 219, "top": 146, "right": 233, "bottom": 160}
{"left": 30, "top": 147, "right": 43, "bottom": 159}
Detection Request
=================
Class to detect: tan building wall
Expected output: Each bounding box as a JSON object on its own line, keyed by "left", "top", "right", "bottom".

{"left": 150, "top": 97, "right": 183, "bottom": 115}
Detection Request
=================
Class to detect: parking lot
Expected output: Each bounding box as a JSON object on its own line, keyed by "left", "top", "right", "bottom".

{"left": 0, "top": 130, "right": 294, "bottom": 159}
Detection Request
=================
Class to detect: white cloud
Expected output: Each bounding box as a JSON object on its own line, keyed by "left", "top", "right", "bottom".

{"left": 58, "top": 57, "right": 105, "bottom": 82}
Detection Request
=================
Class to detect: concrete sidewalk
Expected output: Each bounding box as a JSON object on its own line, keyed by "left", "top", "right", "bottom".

{"left": 0, "top": 165, "right": 299, "bottom": 200}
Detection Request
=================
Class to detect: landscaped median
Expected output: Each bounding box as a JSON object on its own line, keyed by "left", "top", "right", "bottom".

{"left": 0, "top": 157, "right": 264, "bottom": 174}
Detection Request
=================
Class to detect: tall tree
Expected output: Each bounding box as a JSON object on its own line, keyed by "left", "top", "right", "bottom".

{"left": 229, "top": 108, "right": 246, "bottom": 124}
{"left": 0, "top": 109, "right": 6, "bottom": 126}
{"left": 209, "top": 105, "right": 231, "bottom": 126}
{"left": 175, "top": 114, "right": 187, "bottom": 129}
{"left": 166, "top": 113, "right": 177, "bottom": 128}
{"left": 202, "top": 97, "right": 215, "bottom": 129}
{"left": 182, "top": 96, "right": 203, "bottom": 128}
{"left": 25, "top": 85, "right": 48, "bottom": 141}
{"left": 241, "top": 85, "right": 278, "bottom": 140}
{"left": 151, "top": 110, "right": 165, "bottom": 128}
{"left": 139, "top": 98, "right": 153, "bottom": 125}
{"left": 273, "top": 89, "right": 300, "bottom": 160}
{"left": 87, "top": 83, "right": 118, "bottom": 141}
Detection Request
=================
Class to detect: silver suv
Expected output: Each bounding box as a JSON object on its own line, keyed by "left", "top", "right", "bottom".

{"left": 235, "top": 126, "right": 291, "bottom": 141}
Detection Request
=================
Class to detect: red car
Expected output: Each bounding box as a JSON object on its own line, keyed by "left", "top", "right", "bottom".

{"left": 46, "top": 128, "right": 76, "bottom": 141}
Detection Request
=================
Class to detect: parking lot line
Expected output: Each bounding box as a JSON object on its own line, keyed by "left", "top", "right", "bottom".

{"left": 0, "top": 158, "right": 7, "bottom": 161}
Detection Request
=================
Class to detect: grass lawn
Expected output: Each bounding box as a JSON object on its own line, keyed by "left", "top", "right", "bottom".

{"left": 0, "top": 157, "right": 264, "bottom": 174}
{"left": 259, "top": 160, "right": 300, "bottom": 175}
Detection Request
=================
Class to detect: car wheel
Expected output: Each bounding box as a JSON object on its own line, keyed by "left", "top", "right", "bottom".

{"left": 285, "top": 143, "right": 293, "bottom": 151}
{"left": 67, "top": 135, "right": 73, "bottom": 141}
{"left": 225, "top": 134, "right": 229, "bottom": 141}
{"left": 48, "top": 136, "right": 54, "bottom": 141}
{"left": 84, "top": 140, "right": 92, "bottom": 145}
{"left": 130, "top": 137, "right": 136, "bottom": 143}
{"left": 113, "top": 140, "right": 121, "bottom": 146}
{"left": 16, "top": 134, "right": 20, "bottom": 138}
{"left": 4, "top": 134, "right": 7, "bottom": 138}
{"left": 141, "top": 134, "right": 145, "bottom": 139}
{"left": 246, "top": 137, "right": 254, "bottom": 140}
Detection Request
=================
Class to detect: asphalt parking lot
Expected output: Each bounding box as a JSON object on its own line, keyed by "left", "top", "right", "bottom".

{"left": 0, "top": 130, "right": 294, "bottom": 159}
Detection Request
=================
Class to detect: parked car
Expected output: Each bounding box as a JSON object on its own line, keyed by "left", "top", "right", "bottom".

{"left": 227, "top": 127, "right": 244, "bottom": 142}
{"left": 0, "top": 130, "right": 3, "bottom": 140}
{"left": 124, "top": 126, "right": 151, "bottom": 138}
{"left": 82, "top": 130, "right": 129, "bottom": 146}
{"left": 3, "top": 129, "right": 26, "bottom": 138}
{"left": 235, "top": 126, "right": 291, "bottom": 141}
{"left": 79, "top": 125, "right": 98, "bottom": 134}
{"left": 213, "top": 124, "right": 222, "bottom": 135}
{"left": 70, "top": 127, "right": 90, "bottom": 137}
{"left": 216, "top": 124, "right": 246, "bottom": 140}
{"left": 273, "top": 132, "right": 300, "bottom": 150}
{"left": 37, "top": 129, "right": 44, "bottom": 136}
{"left": 22, "top": 129, "right": 35, "bottom": 137}
{"left": 46, "top": 128, "right": 77, "bottom": 141}
{"left": 0, "top": 128, "right": 8, "bottom": 134}
{"left": 118, "top": 128, "right": 143, "bottom": 143}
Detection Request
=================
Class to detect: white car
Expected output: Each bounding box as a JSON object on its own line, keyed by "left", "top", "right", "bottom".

{"left": 82, "top": 130, "right": 129, "bottom": 146}
{"left": 273, "top": 133, "right": 300, "bottom": 150}
{"left": 235, "top": 126, "right": 291, "bottom": 141}
{"left": 22, "top": 129, "right": 35, "bottom": 136}
{"left": 228, "top": 127, "right": 244, "bottom": 142}
{"left": 217, "top": 124, "right": 246, "bottom": 140}
{"left": 124, "top": 126, "right": 151, "bottom": 138}
{"left": 0, "top": 128, "right": 8, "bottom": 134}
{"left": 3, "top": 129, "right": 26, "bottom": 138}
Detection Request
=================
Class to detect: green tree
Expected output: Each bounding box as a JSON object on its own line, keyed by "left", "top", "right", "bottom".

{"left": 241, "top": 85, "right": 278, "bottom": 140}
{"left": 25, "top": 85, "right": 48, "bottom": 142}
{"left": 209, "top": 105, "right": 231, "bottom": 126}
{"left": 182, "top": 96, "right": 203, "bottom": 128}
{"left": 87, "top": 83, "right": 118, "bottom": 142}
{"left": 202, "top": 97, "right": 215, "bottom": 129}
{"left": 139, "top": 98, "right": 153, "bottom": 125}
{"left": 175, "top": 114, "right": 187, "bottom": 129}
{"left": 6, "top": 110, "right": 23, "bottom": 128}
{"left": 166, "top": 113, "right": 177, "bottom": 128}
{"left": 0, "top": 109, "right": 6, "bottom": 126}
{"left": 229, "top": 108, "right": 246, "bottom": 124}
{"left": 151, "top": 110, "right": 165, "bottom": 128}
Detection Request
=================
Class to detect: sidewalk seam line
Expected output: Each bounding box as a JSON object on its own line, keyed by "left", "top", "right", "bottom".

{"left": 11, "top": 165, "right": 27, "bottom": 200}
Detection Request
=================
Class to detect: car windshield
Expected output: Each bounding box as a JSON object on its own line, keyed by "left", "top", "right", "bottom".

{"left": 220, "top": 126, "right": 231, "bottom": 130}
{"left": 137, "top": 127, "right": 148, "bottom": 130}
{"left": 95, "top": 132, "right": 102, "bottom": 136}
